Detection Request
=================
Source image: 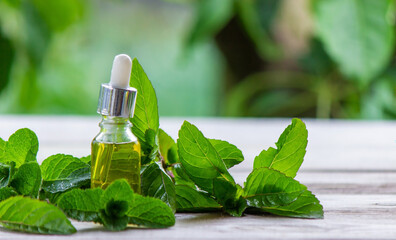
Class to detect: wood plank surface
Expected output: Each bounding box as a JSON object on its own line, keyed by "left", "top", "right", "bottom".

{"left": 0, "top": 115, "right": 395, "bottom": 239}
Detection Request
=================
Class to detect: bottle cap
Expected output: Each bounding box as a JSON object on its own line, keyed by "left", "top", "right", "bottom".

{"left": 97, "top": 54, "right": 137, "bottom": 118}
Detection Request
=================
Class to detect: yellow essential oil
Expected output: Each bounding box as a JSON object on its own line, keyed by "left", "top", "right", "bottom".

{"left": 91, "top": 141, "right": 141, "bottom": 193}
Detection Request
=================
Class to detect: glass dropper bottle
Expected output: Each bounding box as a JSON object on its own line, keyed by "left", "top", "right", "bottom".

{"left": 91, "top": 54, "right": 141, "bottom": 193}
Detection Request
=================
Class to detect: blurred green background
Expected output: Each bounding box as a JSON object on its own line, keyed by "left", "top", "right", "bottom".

{"left": 0, "top": 0, "right": 395, "bottom": 118}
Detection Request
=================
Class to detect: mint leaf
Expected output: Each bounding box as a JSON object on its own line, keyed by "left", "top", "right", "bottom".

{"left": 0, "top": 187, "right": 17, "bottom": 202}
{"left": 41, "top": 154, "right": 90, "bottom": 193}
{"left": 244, "top": 168, "right": 323, "bottom": 219}
{"left": 99, "top": 180, "right": 133, "bottom": 230}
{"left": 159, "top": 129, "right": 178, "bottom": 165}
{"left": 141, "top": 129, "right": 159, "bottom": 165}
{"left": 172, "top": 164, "right": 194, "bottom": 187}
{"left": 141, "top": 162, "right": 176, "bottom": 212}
{"left": 176, "top": 185, "right": 221, "bottom": 212}
{"left": 3, "top": 128, "right": 38, "bottom": 167}
{"left": 130, "top": 58, "right": 159, "bottom": 144}
{"left": 100, "top": 179, "right": 134, "bottom": 206}
{"left": 127, "top": 194, "right": 175, "bottom": 228}
{"left": 99, "top": 201, "right": 129, "bottom": 231}
{"left": 0, "top": 196, "right": 76, "bottom": 234}
{"left": 254, "top": 118, "right": 307, "bottom": 178}
{"left": 209, "top": 139, "right": 244, "bottom": 169}
{"left": 0, "top": 162, "right": 14, "bottom": 188}
{"left": 10, "top": 162, "right": 41, "bottom": 198}
{"left": 57, "top": 188, "right": 103, "bottom": 222}
{"left": 0, "top": 138, "right": 5, "bottom": 160}
{"left": 80, "top": 155, "right": 91, "bottom": 165}
{"left": 177, "top": 121, "right": 234, "bottom": 194}
{"left": 213, "top": 178, "right": 246, "bottom": 217}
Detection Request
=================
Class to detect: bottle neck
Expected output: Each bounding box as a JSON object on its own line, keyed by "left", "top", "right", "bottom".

{"left": 95, "top": 116, "right": 136, "bottom": 144}
{"left": 99, "top": 116, "right": 131, "bottom": 129}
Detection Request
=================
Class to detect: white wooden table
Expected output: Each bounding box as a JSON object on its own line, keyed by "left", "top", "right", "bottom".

{"left": 0, "top": 115, "right": 395, "bottom": 239}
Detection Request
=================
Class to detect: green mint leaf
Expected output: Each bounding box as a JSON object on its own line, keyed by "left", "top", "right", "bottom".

{"left": 177, "top": 121, "right": 234, "bottom": 194}
{"left": 209, "top": 139, "right": 244, "bottom": 169}
{"left": 39, "top": 190, "right": 67, "bottom": 204}
{"left": 212, "top": 178, "right": 246, "bottom": 217}
{"left": 176, "top": 185, "right": 221, "bottom": 212}
{"left": 80, "top": 155, "right": 91, "bottom": 165}
{"left": 57, "top": 188, "right": 103, "bottom": 222}
{"left": 253, "top": 118, "right": 307, "bottom": 178}
{"left": 172, "top": 164, "right": 195, "bottom": 187}
{"left": 99, "top": 202, "right": 129, "bottom": 231}
{"left": 98, "top": 180, "right": 138, "bottom": 231}
{"left": 130, "top": 58, "right": 159, "bottom": 144}
{"left": 159, "top": 129, "right": 179, "bottom": 165}
{"left": 0, "top": 196, "right": 76, "bottom": 234}
{"left": 0, "top": 187, "right": 17, "bottom": 202}
{"left": 0, "top": 138, "right": 5, "bottom": 160}
{"left": 141, "top": 162, "right": 176, "bottom": 212}
{"left": 244, "top": 168, "right": 323, "bottom": 219}
{"left": 3, "top": 128, "right": 39, "bottom": 167}
{"left": 100, "top": 179, "right": 134, "bottom": 206}
{"left": 127, "top": 194, "right": 175, "bottom": 228}
{"left": 41, "top": 154, "right": 90, "bottom": 193}
{"left": 0, "top": 162, "right": 15, "bottom": 188}
{"left": 141, "top": 129, "right": 159, "bottom": 165}
{"left": 10, "top": 162, "right": 41, "bottom": 198}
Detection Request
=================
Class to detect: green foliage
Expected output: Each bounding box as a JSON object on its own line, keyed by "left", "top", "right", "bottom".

{"left": 0, "top": 187, "right": 17, "bottom": 202}
{"left": 10, "top": 162, "right": 41, "bottom": 198}
{"left": 141, "top": 162, "right": 176, "bottom": 212}
{"left": 0, "top": 196, "right": 76, "bottom": 234}
{"left": 41, "top": 154, "right": 90, "bottom": 193}
{"left": 159, "top": 129, "right": 178, "bottom": 165}
{"left": 186, "top": 0, "right": 234, "bottom": 47}
{"left": 172, "top": 118, "right": 322, "bottom": 219}
{"left": 127, "top": 194, "right": 175, "bottom": 228}
{"left": 177, "top": 121, "right": 234, "bottom": 194}
{"left": 209, "top": 139, "right": 244, "bottom": 169}
{"left": 0, "top": 162, "right": 14, "bottom": 188}
{"left": 253, "top": 118, "right": 307, "bottom": 178}
{"left": 57, "top": 179, "right": 175, "bottom": 230}
{"left": 314, "top": 0, "right": 395, "bottom": 84}
{"left": 175, "top": 185, "right": 221, "bottom": 212}
{"left": 1, "top": 128, "right": 38, "bottom": 167}
{"left": 130, "top": 58, "right": 159, "bottom": 144}
{"left": 57, "top": 188, "right": 103, "bottom": 222}
{"left": 244, "top": 168, "right": 323, "bottom": 219}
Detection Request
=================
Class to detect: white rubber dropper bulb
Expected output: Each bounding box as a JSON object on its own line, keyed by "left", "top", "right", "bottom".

{"left": 109, "top": 54, "right": 132, "bottom": 89}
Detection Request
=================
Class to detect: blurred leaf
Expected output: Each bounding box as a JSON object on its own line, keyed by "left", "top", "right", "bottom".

{"left": 299, "top": 38, "right": 334, "bottom": 75}
{"left": 235, "top": 0, "right": 282, "bottom": 60}
{"left": 0, "top": 32, "right": 14, "bottom": 94}
{"left": 225, "top": 72, "right": 317, "bottom": 117}
{"left": 31, "top": 0, "right": 84, "bottom": 32}
{"left": 361, "top": 73, "right": 396, "bottom": 119}
{"left": 313, "top": 0, "right": 395, "bottom": 84}
{"left": 186, "top": 0, "right": 234, "bottom": 47}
